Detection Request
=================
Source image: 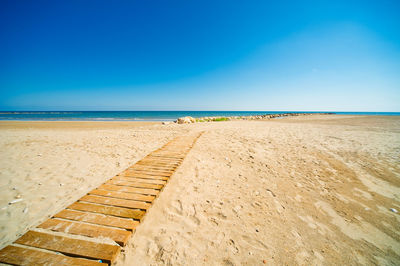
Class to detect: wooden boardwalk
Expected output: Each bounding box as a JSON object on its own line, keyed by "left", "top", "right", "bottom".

{"left": 0, "top": 132, "right": 203, "bottom": 265}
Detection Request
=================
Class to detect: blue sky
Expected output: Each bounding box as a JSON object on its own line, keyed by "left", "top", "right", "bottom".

{"left": 0, "top": 0, "right": 399, "bottom": 111}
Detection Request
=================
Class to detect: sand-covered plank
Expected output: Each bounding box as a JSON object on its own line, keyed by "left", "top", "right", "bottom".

{"left": 38, "top": 218, "right": 132, "bottom": 246}
{"left": 68, "top": 202, "right": 145, "bottom": 220}
{"left": 90, "top": 189, "right": 155, "bottom": 203}
{"left": 99, "top": 184, "right": 159, "bottom": 196}
{"left": 114, "top": 176, "right": 167, "bottom": 185}
{"left": 79, "top": 195, "right": 151, "bottom": 210}
{"left": 137, "top": 160, "right": 180, "bottom": 166}
{"left": 108, "top": 179, "right": 163, "bottom": 189}
{"left": 54, "top": 209, "right": 138, "bottom": 230}
{"left": 0, "top": 245, "right": 106, "bottom": 265}
{"left": 125, "top": 169, "right": 174, "bottom": 176}
{"left": 15, "top": 231, "right": 120, "bottom": 263}
{"left": 120, "top": 173, "right": 169, "bottom": 180}
{"left": 129, "top": 165, "right": 177, "bottom": 172}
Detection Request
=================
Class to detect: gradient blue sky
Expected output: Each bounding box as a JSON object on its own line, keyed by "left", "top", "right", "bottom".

{"left": 0, "top": 0, "right": 399, "bottom": 111}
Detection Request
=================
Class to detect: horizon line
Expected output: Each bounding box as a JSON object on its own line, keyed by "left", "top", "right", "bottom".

{"left": 1, "top": 110, "right": 400, "bottom": 113}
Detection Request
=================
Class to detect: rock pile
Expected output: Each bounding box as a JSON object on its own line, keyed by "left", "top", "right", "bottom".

{"left": 176, "top": 116, "right": 196, "bottom": 124}
{"left": 174, "top": 113, "right": 333, "bottom": 124}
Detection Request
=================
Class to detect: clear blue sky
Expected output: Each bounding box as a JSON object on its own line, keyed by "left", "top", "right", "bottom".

{"left": 0, "top": 0, "right": 399, "bottom": 111}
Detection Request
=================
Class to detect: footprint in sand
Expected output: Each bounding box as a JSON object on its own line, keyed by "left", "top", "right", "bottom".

{"left": 241, "top": 235, "right": 268, "bottom": 251}
{"left": 228, "top": 239, "right": 239, "bottom": 254}
{"left": 171, "top": 200, "right": 183, "bottom": 215}
{"left": 274, "top": 199, "right": 285, "bottom": 213}
{"left": 188, "top": 204, "right": 201, "bottom": 226}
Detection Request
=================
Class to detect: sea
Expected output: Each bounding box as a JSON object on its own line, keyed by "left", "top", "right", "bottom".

{"left": 0, "top": 111, "right": 399, "bottom": 122}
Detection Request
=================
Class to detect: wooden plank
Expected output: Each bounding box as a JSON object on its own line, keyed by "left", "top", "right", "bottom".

{"left": 54, "top": 209, "right": 138, "bottom": 231}
{"left": 68, "top": 202, "right": 145, "bottom": 220}
{"left": 125, "top": 170, "right": 174, "bottom": 177}
{"left": 137, "top": 160, "right": 180, "bottom": 165}
{"left": 108, "top": 179, "right": 163, "bottom": 189}
{"left": 146, "top": 152, "right": 185, "bottom": 157}
{"left": 90, "top": 189, "right": 155, "bottom": 202}
{"left": 0, "top": 245, "right": 106, "bottom": 266}
{"left": 152, "top": 150, "right": 186, "bottom": 153}
{"left": 132, "top": 167, "right": 176, "bottom": 173}
{"left": 161, "top": 148, "right": 190, "bottom": 151}
{"left": 158, "top": 149, "right": 189, "bottom": 152}
{"left": 123, "top": 170, "right": 172, "bottom": 177}
{"left": 114, "top": 175, "right": 166, "bottom": 185}
{"left": 132, "top": 164, "right": 178, "bottom": 172}
{"left": 146, "top": 156, "right": 184, "bottom": 161}
{"left": 131, "top": 164, "right": 177, "bottom": 169}
{"left": 80, "top": 195, "right": 151, "bottom": 210}
{"left": 99, "top": 184, "right": 159, "bottom": 196}
{"left": 153, "top": 150, "right": 186, "bottom": 153}
{"left": 137, "top": 162, "right": 179, "bottom": 167}
{"left": 119, "top": 173, "right": 169, "bottom": 181}
{"left": 139, "top": 159, "right": 182, "bottom": 165}
{"left": 141, "top": 157, "right": 182, "bottom": 162}
{"left": 151, "top": 153, "right": 185, "bottom": 157}
{"left": 164, "top": 145, "right": 191, "bottom": 148}
{"left": 130, "top": 165, "right": 177, "bottom": 171}
{"left": 135, "top": 164, "right": 178, "bottom": 169}
{"left": 125, "top": 169, "right": 173, "bottom": 176}
{"left": 38, "top": 218, "right": 131, "bottom": 246}
{"left": 15, "top": 231, "right": 120, "bottom": 263}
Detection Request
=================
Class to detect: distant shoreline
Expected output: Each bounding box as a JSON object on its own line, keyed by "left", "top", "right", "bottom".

{"left": 0, "top": 111, "right": 399, "bottom": 122}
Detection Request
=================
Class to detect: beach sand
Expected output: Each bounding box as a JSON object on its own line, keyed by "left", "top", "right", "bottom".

{"left": 1, "top": 115, "right": 399, "bottom": 265}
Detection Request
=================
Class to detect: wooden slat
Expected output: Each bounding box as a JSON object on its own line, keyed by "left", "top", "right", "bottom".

{"left": 152, "top": 150, "right": 186, "bottom": 154}
{"left": 15, "top": 231, "right": 120, "bottom": 263}
{"left": 54, "top": 209, "right": 138, "bottom": 231}
{"left": 163, "top": 148, "right": 189, "bottom": 151}
{"left": 123, "top": 171, "right": 171, "bottom": 177}
{"left": 155, "top": 149, "right": 188, "bottom": 156}
{"left": 129, "top": 165, "right": 175, "bottom": 170}
{"left": 90, "top": 189, "right": 155, "bottom": 202}
{"left": 139, "top": 160, "right": 182, "bottom": 165}
{"left": 137, "top": 161, "right": 180, "bottom": 165}
{"left": 80, "top": 195, "right": 151, "bottom": 210}
{"left": 130, "top": 165, "right": 177, "bottom": 171}
{"left": 136, "top": 164, "right": 179, "bottom": 168}
{"left": 141, "top": 157, "right": 182, "bottom": 162}
{"left": 38, "top": 218, "right": 131, "bottom": 246}
{"left": 135, "top": 164, "right": 178, "bottom": 169}
{"left": 127, "top": 166, "right": 174, "bottom": 170}
{"left": 144, "top": 153, "right": 183, "bottom": 158}
{"left": 134, "top": 161, "right": 179, "bottom": 166}
{"left": 0, "top": 245, "right": 106, "bottom": 266}
{"left": 150, "top": 154, "right": 185, "bottom": 158}
{"left": 164, "top": 145, "right": 191, "bottom": 148}
{"left": 99, "top": 184, "right": 159, "bottom": 196}
{"left": 125, "top": 169, "right": 173, "bottom": 176}
{"left": 128, "top": 167, "right": 175, "bottom": 173}
{"left": 108, "top": 179, "right": 163, "bottom": 189}
{"left": 118, "top": 173, "right": 169, "bottom": 181}
{"left": 68, "top": 202, "right": 145, "bottom": 220}
{"left": 113, "top": 175, "right": 166, "bottom": 185}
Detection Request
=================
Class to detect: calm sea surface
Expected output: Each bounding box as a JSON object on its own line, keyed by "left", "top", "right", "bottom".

{"left": 0, "top": 111, "right": 399, "bottom": 121}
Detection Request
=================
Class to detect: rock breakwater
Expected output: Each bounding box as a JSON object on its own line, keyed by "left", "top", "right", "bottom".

{"left": 175, "top": 112, "right": 334, "bottom": 124}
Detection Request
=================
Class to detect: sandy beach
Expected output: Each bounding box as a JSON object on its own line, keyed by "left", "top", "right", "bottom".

{"left": 1, "top": 115, "right": 399, "bottom": 265}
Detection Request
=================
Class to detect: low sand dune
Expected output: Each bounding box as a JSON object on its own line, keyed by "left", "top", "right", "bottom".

{"left": 1, "top": 116, "right": 399, "bottom": 265}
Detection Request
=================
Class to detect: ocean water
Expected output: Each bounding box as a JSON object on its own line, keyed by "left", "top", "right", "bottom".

{"left": 0, "top": 111, "right": 399, "bottom": 121}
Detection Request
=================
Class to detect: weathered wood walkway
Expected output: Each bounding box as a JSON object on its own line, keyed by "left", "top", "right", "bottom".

{"left": 0, "top": 132, "right": 203, "bottom": 265}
